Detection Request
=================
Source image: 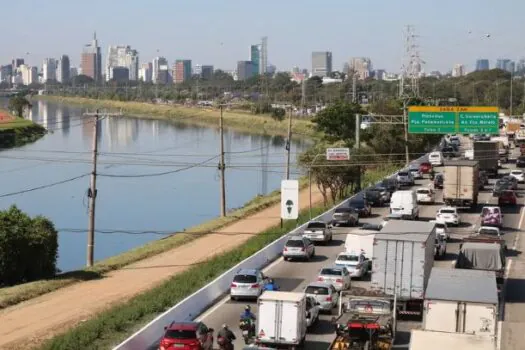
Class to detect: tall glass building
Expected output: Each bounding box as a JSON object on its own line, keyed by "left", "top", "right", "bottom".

{"left": 250, "top": 45, "right": 260, "bottom": 75}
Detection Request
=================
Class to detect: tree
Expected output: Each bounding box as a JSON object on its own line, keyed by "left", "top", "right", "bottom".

{"left": 0, "top": 206, "right": 58, "bottom": 286}
{"left": 312, "top": 102, "right": 364, "bottom": 146}
{"left": 8, "top": 95, "right": 32, "bottom": 118}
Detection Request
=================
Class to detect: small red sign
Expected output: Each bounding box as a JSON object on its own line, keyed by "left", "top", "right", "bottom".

{"left": 259, "top": 329, "right": 265, "bottom": 337}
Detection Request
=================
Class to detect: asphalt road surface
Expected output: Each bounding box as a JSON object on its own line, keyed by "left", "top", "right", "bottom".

{"left": 148, "top": 140, "right": 524, "bottom": 350}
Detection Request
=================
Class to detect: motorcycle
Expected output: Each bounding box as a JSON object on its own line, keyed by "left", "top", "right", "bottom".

{"left": 239, "top": 319, "right": 254, "bottom": 344}
{"left": 217, "top": 336, "right": 234, "bottom": 350}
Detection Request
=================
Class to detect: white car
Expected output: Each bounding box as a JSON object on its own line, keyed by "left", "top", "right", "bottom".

{"left": 509, "top": 170, "right": 525, "bottom": 183}
{"left": 409, "top": 166, "right": 423, "bottom": 179}
{"left": 334, "top": 252, "right": 368, "bottom": 279}
{"left": 436, "top": 206, "right": 460, "bottom": 226}
{"left": 428, "top": 151, "right": 443, "bottom": 166}
{"left": 416, "top": 188, "right": 435, "bottom": 204}
{"left": 316, "top": 266, "right": 351, "bottom": 291}
{"left": 476, "top": 226, "right": 501, "bottom": 237}
{"left": 230, "top": 268, "right": 267, "bottom": 300}
{"left": 433, "top": 220, "right": 450, "bottom": 240}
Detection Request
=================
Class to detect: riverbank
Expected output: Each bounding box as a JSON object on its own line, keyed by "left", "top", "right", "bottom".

{"left": 0, "top": 179, "right": 309, "bottom": 309}
{"left": 0, "top": 110, "right": 46, "bottom": 149}
{"left": 34, "top": 95, "right": 317, "bottom": 138}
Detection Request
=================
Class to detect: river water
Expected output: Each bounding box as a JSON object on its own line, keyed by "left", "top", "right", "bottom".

{"left": 0, "top": 100, "right": 308, "bottom": 272}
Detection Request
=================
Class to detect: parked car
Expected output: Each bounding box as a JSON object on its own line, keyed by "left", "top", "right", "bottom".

{"left": 348, "top": 198, "right": 372, "bottom": 217}
{"left": 419, "top": 162, "right": 433, "bottom": 174}
{"left": 316, "top": 266, "right": 351, "bottom": 291}
{"left": 498, "top": 190, "right": 518, "bottom": 206}
{"left": 302, "top": 221, "right": 333, "bottom": 243}
{"left": 381, "top": 178, "right": 399, "bottom": 193}
{"left": 516, "top": 156, "right": 525, "bottom": 168}
{"left": 283, "top": 236, "right": 315, "bottom": 261}
{"left": 510, "top": 170, "right": 525, "bottom": 183}
{"left": 304, "top": 282, "right": 339, "bottom": 313}
{"left": 159, "top": 321, "right": 214, "bottom": 350}
{"left": 230, "top": 268, "right": 267, "bottom": 300}
{"left": 305, "top": 296, "right": 320, "bottom": 328}
{"left": 436, "top": 206, "right": 460, "bottom": 226}
{"left": 409, "top": 165, "right": 423, "bottom": 179}
{"left": 432, "top": 220, "right": 450, "bottom": 240}
{"left": 396, "top": 171, "right": 415, "bottom": 186}
{"left": 435, "top": 235, "right": 447, "bottom": 259}
{"left": 416, "top": 187, "right": 435, "bottom": 204}
{"left": 481, "top": 206, "right": 503, "bottom": 228}
{"left": 331, "top": 207, "right": 359, "bottom": 227}
{"left": 433, "top": 173, "right": 444, "bottom": 189}
{"left": 364, "top": 189, "right": 385, "bottom": 207}
{"left": 428, "top": 151, "right": 443, "bottom": 166}
{"left": 334, "top": 252, "right": 368, "bottom": 279}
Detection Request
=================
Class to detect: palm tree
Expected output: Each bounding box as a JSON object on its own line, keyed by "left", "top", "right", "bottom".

{"left": 8, "top": 95, "right": 32, "bottom": 118}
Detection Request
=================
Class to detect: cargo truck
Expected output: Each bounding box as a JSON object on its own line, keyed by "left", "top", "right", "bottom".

{"left": 422, "top": 268, "right": 498, "bottom": 337}
{"left": 409, "top": 330, "right": 496, "bottom": 350}
{"left": 256, "top": 291, "right": 307, "bottom": 350}
{"left": 442, "top": 160, "right": 479, "bottom": 208}
{"left": 370, "top": 220, "right": 436, "bottom": 318}
{"left": 473, "top": 141, "right": 499, "bottom": 177}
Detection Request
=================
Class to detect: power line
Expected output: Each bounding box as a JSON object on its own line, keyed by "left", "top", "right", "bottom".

{"left": 0, "top": 173, "right": 89, "bottom": 198}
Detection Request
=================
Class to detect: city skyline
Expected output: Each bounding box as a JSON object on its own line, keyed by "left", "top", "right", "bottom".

{"left": 2, "top": 0, "right": 524, "bottom": 74}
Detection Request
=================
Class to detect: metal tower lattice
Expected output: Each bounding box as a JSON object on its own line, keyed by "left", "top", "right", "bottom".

{"left": 400, "top": 25, "right": 425, "bottom": 98}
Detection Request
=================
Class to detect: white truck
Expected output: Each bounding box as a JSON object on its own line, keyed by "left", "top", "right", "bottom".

{"left": 389, "top": 190, "right": 419, "bottom": 220}
{"left": 442, "top": 160, "right": 479, "bottom": 208}
{"left": 344, "top": 228, "right": 376, "bottom": 272}
{"left": 256, "top": 291, "right": 307, "bottom": 350}
{"left": 423, "top": 268, "right": 498, "bottom": 337}
{"left": 409, "top": 329, "right": 496, "bottom": 350}
{"left": 371, "top": 220, "right": 436, "bottom": 318}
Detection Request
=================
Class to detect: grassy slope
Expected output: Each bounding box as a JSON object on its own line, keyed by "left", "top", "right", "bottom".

{"left": 0, "top": 109, "right": 46, "bottom": 148}
{"left": 35, "top": 95, "right": 317, "bottom": 138}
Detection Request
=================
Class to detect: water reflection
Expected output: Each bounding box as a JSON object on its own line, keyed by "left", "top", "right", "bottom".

{"left": 0, "top": 99, "right": 310, "bottom": 271}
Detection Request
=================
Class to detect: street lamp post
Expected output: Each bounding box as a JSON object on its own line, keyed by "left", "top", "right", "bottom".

{"left": 309, "top": 153, "right": 323, "bottom": 219}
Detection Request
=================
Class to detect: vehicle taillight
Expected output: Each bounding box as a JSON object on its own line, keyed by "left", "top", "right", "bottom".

{"left": 336, "top": 279, "right": 343, "bottom": 283}
{"left": 189, "top": 341, "right": 200, "bottom": 350}
{"left": 231, "top": 283, "right": 237, "bottom": 288}
{"left": 326, "top": 296, "right": 332, "bottom": 301}
{"left": 317, "top": 277, "right": 324, "bottom": 281}
{"left": 251, "top": 284, "right": 259, "bottom": 288}
{"left": 300, "top": 247, "right": 305, "bottom": 251}
{"left": 284, "top": 247, "right": 288, "bottom": 251}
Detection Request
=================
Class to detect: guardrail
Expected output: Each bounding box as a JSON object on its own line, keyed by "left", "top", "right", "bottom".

{"left": 114, "top": 153, "right": 429, "bottom": 350}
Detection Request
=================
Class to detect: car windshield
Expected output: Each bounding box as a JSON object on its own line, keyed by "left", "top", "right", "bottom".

{"left": 320, "top": 268, "right": 342, "bottom": 276}
{"left": 286, "top": 239, "right": 304, "bottom": 247}
{"left": 518, "top": 157, "right": 525, "bottom": 161}
{"left": 335, "top": 208, "right": 351, "bottom": 213}
{"left": 417, "top": 189, "right": 430, "bottom": 194}
{"left": 440, "top": 209, "right": 455, "bottom": 214}
{"left": 233, "top": 274, "right": 257, "bottom": 283}
{"left": 482, "top": 207, "right": 501, "bottom": 216}
{"left": 307, "top": 222, "right": 326, "bottom": 229}
{"left": 305, "top": 286, "right": 329, "bottom": 295}
{"left": 350, "top": 200, "right": 365, "bottom": 208}
{"left": 409, "top": 167, "right": 418, "bottom": 171}
{"left": 376, "top": 187, "right": 386, "bottom": 192}
{"left": 366, "top": 191, "right": 379, "bottom": 197}
{"left": 511, "top": 171, "right": 522, "bottom": 175}
{"left": 398, "top": 172, "right": 408, "bottom": 176}
{"left": 479, "top": 228, "right": 498, "bottom": 235}
{"left": 435, "top": 223, "right": 446, "bottom": 229}
{"left": 337, "top": 254, "right": 359, "bottom": 262}
{"left": 435, "top": 174, "right": 443, "bottom": 179}
{"left": 165, "top": 329, "right": 197, "bottom": 339}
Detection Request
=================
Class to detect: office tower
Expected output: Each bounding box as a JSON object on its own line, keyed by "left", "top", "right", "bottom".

{"left": 152, "top": 57, "right": 168, "bottom": 84}
{"left": 42, "top": 58, "right": 57, "bottom": 82}
{"left": 452, "top": 64, "right": 465, "bottom": 77}
{"left": 56, "top": 55, "right": 70, "bottom": 83}
{"left": 12, "top": 58, "right": 24, "bottom": 70}
{"left": 105, "top": 45, "right": 139, "bottom": 81}
{"left": 139, "top": 62, "right": 152, "bottom": 82}
{"left": 172, "top": 59, "right": 192, "bottom": 83}
{"left": 349, "top": 57, "right": 372, "bottom": 80}
{"left": 311, "top": 51, "right": 333, "bottom": 77}
{"left": 19, "top": 64, "right": 38, "bottom": 85}
{"left": 237, "top": 61, "right": 255, "bottom": 81}
{"left": 475, "top": 59, "right": 489, "bottom": 71}
{"left": 250, "top": 44, "right": 260, "bottom": 75}
{"left": 201, "top": 65, "right": 214, "bottom": 80}
{"left": 259, "top": 37, "right": 268, "bottom": 74}
{"left": 80, "top": 32, "right": 102, "bottom": 81}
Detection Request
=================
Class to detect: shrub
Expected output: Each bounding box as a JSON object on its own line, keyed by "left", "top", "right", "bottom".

{"left": 271, "top": 107, "right": 286, "bottom": 121}
{"left": 0, "top": 205, "right": 58, "bottom": 286}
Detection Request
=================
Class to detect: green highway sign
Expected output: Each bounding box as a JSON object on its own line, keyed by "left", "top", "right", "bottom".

{"left": 408, "top": 106, "right": 499, "bottom": 134}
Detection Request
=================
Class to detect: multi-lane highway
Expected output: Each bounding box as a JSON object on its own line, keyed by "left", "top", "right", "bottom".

{"left": 147, "top": 139, "right": 524, "bottom": 350}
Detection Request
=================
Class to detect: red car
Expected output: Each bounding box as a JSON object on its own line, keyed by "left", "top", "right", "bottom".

{"left": 498, "top": 190, "right": 517, "bottom": 206}
{"left": 419, "top": 162, "right": 432, "bottom": 174}
{"left": 159, "top": 322, "right": 214, "bottom": 350}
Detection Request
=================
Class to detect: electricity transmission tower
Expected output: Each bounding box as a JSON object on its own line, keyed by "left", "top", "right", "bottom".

{"left": 399, "top": 25, "right": 425, "bottom": 98}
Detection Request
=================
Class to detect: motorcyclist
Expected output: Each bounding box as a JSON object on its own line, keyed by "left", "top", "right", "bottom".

{"left": 240, "top": 305, "right": 256, "bottom": 321}
{"left": 217, "top": 324, "right": 236, "bottom": 350}
{"left": 264, "top": 278, "right": 279, "bottom": 291}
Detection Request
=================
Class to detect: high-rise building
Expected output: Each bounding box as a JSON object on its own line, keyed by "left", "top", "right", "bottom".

{"left": 152, "top": 57, "right": 168, "bottom": 84}
{"left": 496, "top": 59, "right": 515, "bottom": 73}
{"left": 0, "top": 65, "right": 13, "bottom": 82}
{"left": 237, "top": 61, "right": 255, "bottom": 81}
{"left": 194, "top": 64, "right": 202, "bottom": 75}
{"left": 105, "top": 45, "right": 139, "bottom": 81}
{"left": 311, "top": 51, "right": 332, "bottom": 77}
{"left": 18, "top": 64, "right": 38, "bottom": 85}
{"left": 12, "top": 58, "right": 24, "bottom": 70}
{"left": 452, "top": 64, "right": 465, "bottom": 77}
{"left": 201, "top": 65, "right": 214, "bottom": 80}
{"left": 111, "top": 67, "right": 130, "bottom": 82}
{"left": 80, "top": 32, "right": 102, "bottom": 82}
{"left": 349, "top": 57, "right": 372, "bottom": 80}
{"left": 172, "top": 59, "right": 192, "bottom": 84}
{"left": 70, "top": 67, "right": 78, "bottom": 79}
{"left": 259, "top": 37, "right": 268, "bottom": 75}
{"left": 42, "top": 58, "right": 57, "bottom": 82}
{"left": 475, "top": 59, "right": 489, "bottom": 71}
{"left": 138, "top": 62, "right": 152, "bottom": 82}
{"left": 374, "top": 69, "right": 386, "bottom": 80}
{"left": 250, "top": 44, "right": 260, "bottom": 75}
{"left": 56, "top": 55, "right": 70, "bottom": 83}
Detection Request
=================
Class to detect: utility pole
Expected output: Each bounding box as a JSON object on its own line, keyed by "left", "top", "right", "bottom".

{"left": 403, "top": 99, "right": 410, "bottom": 165}
{"left": 510, "top": 73, "right": 514, "bottom": 117}
{"left": 86, "top": 110, "right": 99, "bottom": 267}
{"left": 352, "top": 74, "right": 357, "bottom": 103}
{"left": 219, "top": 105, "right": 226, "bottom": 217}
{"left": 285, "top": 106, "right": 293, "bottom": 180}
{"left": 355, "top": 114, "right": 362, "bottom": 191}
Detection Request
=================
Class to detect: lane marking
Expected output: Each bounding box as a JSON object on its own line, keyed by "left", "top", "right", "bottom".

{"left": 497, "top": 320, "right": 503, "bottom": 350}
{"left": 519, "top": 205, "right": 525, "bottom": 231}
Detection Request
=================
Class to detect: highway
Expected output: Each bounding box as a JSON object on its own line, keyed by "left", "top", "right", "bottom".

{"left": 147, "top": 140, "right": 524, "bottom": 350}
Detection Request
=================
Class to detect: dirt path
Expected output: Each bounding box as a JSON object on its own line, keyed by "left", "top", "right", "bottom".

{"left": 0, "top": 186, "right": 326, "bottom": 349}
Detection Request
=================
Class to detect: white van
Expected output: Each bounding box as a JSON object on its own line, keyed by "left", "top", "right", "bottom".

{"left": 428, "top": 151, "right": 443, "bottom": 166}
{"left": 390, "top": 190, "right": 419, "bottom": 220}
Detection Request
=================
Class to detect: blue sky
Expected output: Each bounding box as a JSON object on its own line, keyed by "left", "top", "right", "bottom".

{"left": 3, "top": 0, "right": 523, "bottom": 73}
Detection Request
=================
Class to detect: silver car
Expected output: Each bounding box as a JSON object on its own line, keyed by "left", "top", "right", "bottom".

{"left": 304, "top": 282, "right": 339, "bottom": 312}
{"left": 303, "top": 221, "right": 333, "bottom": 243}
{"left": 396, "top": 171, "right": 414, "bottom": 186}
{"left": 230, "top": 268, "right": 267, "bottom": 300}
{"left": 316, "top": 266, "right": 351, "bottom": 291}
{"left": 283, "top": 236, "right": 315, "bottom": 261}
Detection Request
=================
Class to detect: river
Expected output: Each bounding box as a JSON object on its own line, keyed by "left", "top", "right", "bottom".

{"left": 0, "top": 100, "right": 309, "bottom": 272}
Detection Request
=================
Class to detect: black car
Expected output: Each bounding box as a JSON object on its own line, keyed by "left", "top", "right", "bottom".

{"left": 348, "top": 198, "right": 372, "bottom": 217}
{"left": 381, "top": 178, "right": 398, "bottom": 193}
{"left": 441, "top": 147, "right": 455, "bottom": 158}
{"left": 479, "top": 170, "right": 489, "bottom": 186}
{"left": 517, "top": 156, "right": 525, "bottom": 168}
{"left": 364, "top": 189, "right": 384, "bottom": 207}
{"left": 433, "top": 173, "right": 444, "bottom": 189}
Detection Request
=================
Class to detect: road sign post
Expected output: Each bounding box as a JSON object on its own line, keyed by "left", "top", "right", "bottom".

{"left": 408, "top": 106, "right": 499, "bottom": 134}
{"left": 326, "top": 148, "right": 350, "bottom": 161}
